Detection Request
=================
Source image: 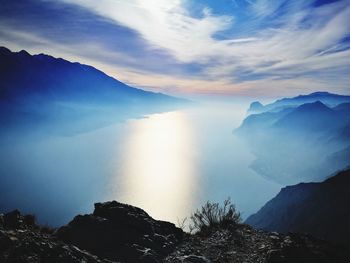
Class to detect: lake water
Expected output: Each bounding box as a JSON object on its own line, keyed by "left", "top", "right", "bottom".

{"left": 0, "top": 101, "right": 282, "bottom": 226}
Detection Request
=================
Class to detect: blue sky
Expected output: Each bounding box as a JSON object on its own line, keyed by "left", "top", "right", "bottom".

{"left": 0, "top": 0, "right": 349, "bottom": 97}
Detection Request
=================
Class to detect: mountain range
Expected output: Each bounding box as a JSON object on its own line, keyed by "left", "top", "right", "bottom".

{"left": 236, "top": 92, "right": 350, "bottom": 184}
{"left": 248, "top": 91, "right": 350, "bottom": 113}
{"left": 0, "top": 47, "right": 186, "bottom": 134}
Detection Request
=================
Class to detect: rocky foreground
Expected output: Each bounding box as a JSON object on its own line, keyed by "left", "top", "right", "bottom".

{"left": 1, "top": 201, "right": 349, "bottom": 263}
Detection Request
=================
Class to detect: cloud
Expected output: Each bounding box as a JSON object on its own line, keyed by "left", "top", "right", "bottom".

{"left": 59, "top": 0, "right": 234, "bottom": 63}
{"left": 1, "top": 0, "right": 350, "bottom": 97}
{"left": 248, "top": 0, "right": 287, "bottom": 17}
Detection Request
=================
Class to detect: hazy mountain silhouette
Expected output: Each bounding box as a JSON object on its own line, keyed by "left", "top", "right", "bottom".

{"left": 0, "top": 46, "right": 181, "bottom": 104}
{"left": 236, "top": 107, "right": 293, "bottom": 136}
{"left": 236, "top": 96, "right": 350, "bottom": 184}
{"left": 240, "top": 100, "right": 350, "bottom": 136}
{"left": 0, "top": 47, "right": 187, "bottom": 134}
{"left": 273, "top": 101, "right": 339, "bottom": 133}
{"left": 247, "top": 101, "right": 264, "bottom": 113}
{"left": 248, "top": 91, "right": 350, "bottom": 113}
{"left": 246, "top": 169, "right": 350, "bottom": 246}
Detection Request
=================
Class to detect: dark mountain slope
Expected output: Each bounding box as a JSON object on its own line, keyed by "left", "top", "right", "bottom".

{"left": 0, "top": 46, "right": 178, "bottom": 104}
{"left": 0, "top": 47, "right": 187, "bottom": 134}
{"left": 246, "top": 169, "right": 350, "bottom": 246}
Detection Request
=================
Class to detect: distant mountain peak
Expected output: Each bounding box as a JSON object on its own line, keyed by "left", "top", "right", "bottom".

{"left": 248, "top": 101, "right": 264, "bottom": 112}
{"left": 253, "top": 91, "right": 350, "bottom": 114}
{"left": 308, "top": 91, "right": 332, "bottom": 96}
{"left": 0, "top": 46, "right": 11, "bottom": 55}
{"left": 273, "top": 100, "right": 335, "bottom": 131}
{"left": 18, "top": 49, "right": 30, "bottom": 56}
{"left": 296, "top": 100, "right": 331, "bottom": 111}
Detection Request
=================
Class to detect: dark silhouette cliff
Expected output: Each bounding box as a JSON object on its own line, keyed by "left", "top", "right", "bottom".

{"left": 246, "top": 169, "right": 350, "bottom": 246}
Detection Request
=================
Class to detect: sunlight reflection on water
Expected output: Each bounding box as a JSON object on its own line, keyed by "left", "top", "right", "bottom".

{"left": 112, "top": 111, "right": 198, "bottom": 222}
{"left": 0, "top": 102, "right": 282, "bottom": 226}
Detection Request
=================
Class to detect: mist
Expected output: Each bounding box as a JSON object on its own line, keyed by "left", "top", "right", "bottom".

{"left": 0, "top": 100, "right": 282, "bottom": 226}
{"left": 235, "top": 100, "right": 350, "bottom": 184}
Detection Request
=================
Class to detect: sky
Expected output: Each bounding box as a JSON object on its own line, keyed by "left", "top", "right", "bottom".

{"left": 0, "top": 0, "right": 350, "bottom": 98}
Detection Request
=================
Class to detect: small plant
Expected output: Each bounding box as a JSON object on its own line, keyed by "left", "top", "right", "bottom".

{"left": 189, "top": 198, "right": 241, "bottom": 234}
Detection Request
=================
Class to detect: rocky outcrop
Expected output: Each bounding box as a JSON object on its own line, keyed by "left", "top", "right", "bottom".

{"left": 55, "top": 201, "right": 183, "bottom": 263}
{"left": 165, "top": 224, "right": 350, "bottom": 263}
{"left": 0, "top": 210, "right": 111, "bottom": 263}
{"left": 1, "top": 200, "right": 349, "bottom": 263}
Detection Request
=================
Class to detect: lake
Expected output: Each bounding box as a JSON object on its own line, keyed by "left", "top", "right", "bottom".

{"left": 0, "top": 101, "right": 282, "bottom": 226}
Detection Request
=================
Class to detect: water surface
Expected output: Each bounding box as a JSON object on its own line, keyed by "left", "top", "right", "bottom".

{"left": 0, "top": 101, "right": 281, "bottom": 225}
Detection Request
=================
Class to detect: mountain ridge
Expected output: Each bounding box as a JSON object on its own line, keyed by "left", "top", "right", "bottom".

{"left": 246, "top": 169, "right": 350, "bottom": 246}
{"left": 0, "top": 46, "right": 175, "bottom": 101}
{"left": 236, "top": 96, "right": 350, "bottom": 184}
{"left": 0, "top": 46, "right": 188, "bottom": 134}
{"left": 248, "top": 91, "right": 350, "bottom": 113}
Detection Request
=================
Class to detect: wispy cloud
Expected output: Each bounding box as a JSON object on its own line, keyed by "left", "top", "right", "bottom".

{"left": 1, "top": 0, "right": 350, "bottom": 97}
{"left": 59, "top": 0, "right": 234, "bottom": 63}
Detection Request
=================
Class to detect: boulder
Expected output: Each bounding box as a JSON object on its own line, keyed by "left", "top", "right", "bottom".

{"left": 56, "top": 201, "right": 184, "bottom": 262}
{"left": 0, "top": 230, "right": 13, "bottom": 251}
{"left": 3, "top": 210, "right": 21, "bottom": 229}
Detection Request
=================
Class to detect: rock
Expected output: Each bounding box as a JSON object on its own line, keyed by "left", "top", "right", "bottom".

{"left": 1, "top": 201, "right": 350, "bottom": 263}
{"left": 180, "top": 255, "right": 210, "bottom": 262}
{"left": 0, "top": 230, "right": 13, "bottom": 251}
{"left": 56, "top": 201, "right": 184, "bottom": 262}
{"left": 23, "top": 214, "right": 36, "bottom": 227}
{"left": 0, "top": 211, "right": 111, "bottom": 263}
{"left": 266, "top": 249, "right": 284, "bottom": 263}
{"left": 3, "top": 210, "right": 21, "bottom": 229}
{"left": 165, "top": 224, "right": 350, "bottom": 263}
{"left": 0, "top": 214, "right": 4, "bottom": 229}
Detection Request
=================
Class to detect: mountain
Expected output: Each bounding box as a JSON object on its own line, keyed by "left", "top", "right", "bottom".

{"left": 235, "top": 107, "right": 293, "bottom": 136}
{"left": 248, "top": 92, "right": 350, "bottom": 113}
{"left": 0, "top": 46, "right": 181, "bottom": 104}
{"left": 235, "top": 98, "right": 350, "bottom": 184}
{"left": 246, "top": 169, "right": 350, "bottom": 246}
{"left": 273, "top": 101, "right": 339, "bottom": 133}
{"left": 333, "top": 103, "right": 350, "bottom": 125}
{"left": 237, "top": 101, "right": 344, "bottom": 135}
{"left": 238, "top": 100, "right": 350, "bottom": 140}
{"left": 0, "top": 47, "right": 187, "bottom": 133}
{"left": 2, "top": 201, "right": 350, "bottom": 263}
{"left": 247, "top": 101, "right": 264, "bottom": 112}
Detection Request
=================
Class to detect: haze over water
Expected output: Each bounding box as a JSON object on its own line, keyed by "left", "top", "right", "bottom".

{"left": 0, "top": 101, "right": 281, "bottom": 226}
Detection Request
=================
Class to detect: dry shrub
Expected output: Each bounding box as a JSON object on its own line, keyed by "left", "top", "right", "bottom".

{"left": 189, "top": 198, "right": 241, "bottom": 234}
